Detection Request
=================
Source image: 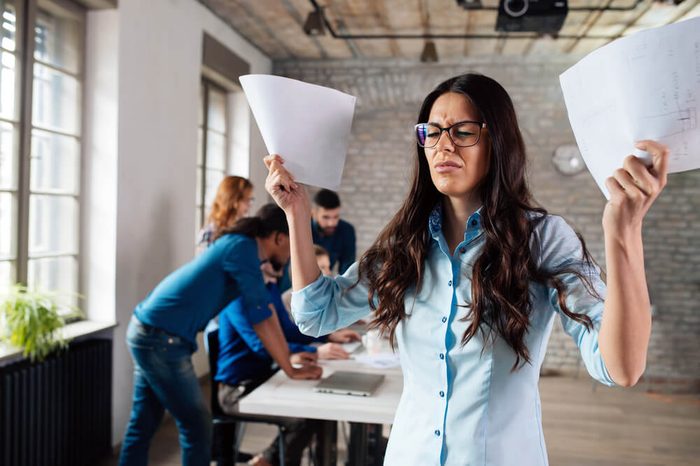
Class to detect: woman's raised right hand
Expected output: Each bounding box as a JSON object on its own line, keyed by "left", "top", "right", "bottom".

{"left": 264, "top": 154, "right": 310, "bottom": 217}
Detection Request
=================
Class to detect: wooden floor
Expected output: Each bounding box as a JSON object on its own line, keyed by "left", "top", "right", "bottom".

{"left": 99, "top": 375, "right": 700, "bottom": 465}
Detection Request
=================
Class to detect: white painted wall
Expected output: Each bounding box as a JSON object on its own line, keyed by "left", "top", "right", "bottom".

{"left": 84, "top": 9, "right": 118, "bottom": 326}
{"left": 83, "top": 0, "right": 271, "bottom": 447}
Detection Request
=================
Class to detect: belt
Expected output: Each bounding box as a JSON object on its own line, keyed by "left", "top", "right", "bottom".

{"left": 131, "top": 315, "right": 171, "bottom": 336}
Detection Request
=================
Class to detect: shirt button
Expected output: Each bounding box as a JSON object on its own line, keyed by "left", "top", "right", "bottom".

{"left": 441, "top": 316, "right": 447, "bottom": 323}
{"left": 471, "top": 219, "right": 478, "bottom": 227}
{"left": 459, "top": 247, "right": 466, "bottom": 254}
{"left": 434, "top": 429, "right": 441, "bottom": 436}
{"left": 447, "top": 280, "right": 452, "bottom": 287}
{"left": 439, "top": 353, "right": 445, "bottom": 360}
{"left": 439, "top": 390, "right": 445, "bottom": 397}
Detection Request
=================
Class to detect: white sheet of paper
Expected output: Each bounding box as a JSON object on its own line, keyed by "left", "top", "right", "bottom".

{"left": 354, "top": 353, "right": 401, "bottom": 369}
{"left": 239, "top": 74, "right": 356, "bottom": 191}
{"left": 560, "top": 17, "right": 700, "bottom": 198}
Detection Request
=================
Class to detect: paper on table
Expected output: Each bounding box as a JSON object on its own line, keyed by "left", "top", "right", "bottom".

{"left": 560, "top": 17, "right": 700, "bottom": 199}
{"left": 239, "top": 74, "right": 356, "bottom": 191}
{"left": 354, "top": 353, "right": 401, "bottom": 369}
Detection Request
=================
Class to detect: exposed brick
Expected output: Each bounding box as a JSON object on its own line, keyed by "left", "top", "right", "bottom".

{"left": 274, "top": 57, "right": 700, "bottom": 388}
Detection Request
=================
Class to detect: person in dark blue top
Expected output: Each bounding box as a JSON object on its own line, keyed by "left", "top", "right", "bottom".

{"left": 119, "top": 204, "right": 322, "bottom": 466}
{"left": 217, "top": 282, "right": 321, "bottom": 387}
{"left": 216, "top": 278, "right": 360, "bottom": 466}
{"left": 311, "top": 189, "right": 356, "bottom": 275}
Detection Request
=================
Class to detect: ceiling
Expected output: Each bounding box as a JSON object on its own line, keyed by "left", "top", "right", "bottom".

{"left": 199, "top": 0, "right": 700, "bottom": 60}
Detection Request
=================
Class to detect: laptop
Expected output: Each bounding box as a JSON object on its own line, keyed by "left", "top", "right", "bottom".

{"left": 314, "top": 371, "right": 385, "bottom": 397}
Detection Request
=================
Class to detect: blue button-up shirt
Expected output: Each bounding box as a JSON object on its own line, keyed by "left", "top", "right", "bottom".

{"left": 216, "top": 283, "right": 325, "bottom": 386}
{"left": 292, "top": 207, "right": 615, "bottom": 466}
{"left": 134, "top": 234, "right": 272, "bottom": 348}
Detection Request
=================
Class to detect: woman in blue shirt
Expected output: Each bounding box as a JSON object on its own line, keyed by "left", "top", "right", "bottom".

{"left": 263, "top": 73, "right": 669, "bottom": 465}
{"left": 119, "top": 204, "right": 321, "bottom": 466}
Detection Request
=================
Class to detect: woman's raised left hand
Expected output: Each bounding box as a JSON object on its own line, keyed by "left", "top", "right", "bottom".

{"left": 602, "top": 140, "right": 669, "bottom": 239}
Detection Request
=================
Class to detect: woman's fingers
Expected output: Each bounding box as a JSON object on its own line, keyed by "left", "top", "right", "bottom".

{"left": 605, "top": 176, "right": 627, "bottom": 204}
{"left": 264, "top": 154, "right": 298, "bottom": 193}
{"left": 263, "top": 154, "right": 284, "bottom": 170}
{"left": 635, "top": 140, "right": 669, "bottom": 187}
{"left": 612, "top": 167, "right": 645, "bottom": 200}
{"left": 613, "top": 141, "right": 671, "bottom": 203}
{"left": 621, "top": 155, "right": 655, "bottom": 197}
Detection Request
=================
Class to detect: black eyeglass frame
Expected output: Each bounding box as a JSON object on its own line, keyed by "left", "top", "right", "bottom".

{"left": 414, "top": 120, "right": 487, "bottom": 148}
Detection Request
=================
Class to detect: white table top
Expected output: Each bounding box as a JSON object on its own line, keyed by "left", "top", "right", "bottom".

{"left": 238, "top": 349, "right": 403, "bottom": 425}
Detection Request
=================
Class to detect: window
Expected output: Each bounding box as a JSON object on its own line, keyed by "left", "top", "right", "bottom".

{"left": 196, "top": 79, "right": 228, "bottom": 232}
{"left": 0, "top": 1, "right": 20, "bottom": 290}
{"left": 0, "top": 0, "right": 84, "bottom": 310}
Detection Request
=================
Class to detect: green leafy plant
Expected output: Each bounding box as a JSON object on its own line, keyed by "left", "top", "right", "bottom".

{"left": 0, "top": 285, "right": 78, "bottom": 362}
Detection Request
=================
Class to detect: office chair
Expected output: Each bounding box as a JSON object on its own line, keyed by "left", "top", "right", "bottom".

{"left": 206, "top": 328, "right": 287, "bottom": 466}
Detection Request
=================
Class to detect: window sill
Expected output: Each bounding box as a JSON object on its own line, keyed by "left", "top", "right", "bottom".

{"left": 0, "top": 320, "right": 117, "bottom": 366}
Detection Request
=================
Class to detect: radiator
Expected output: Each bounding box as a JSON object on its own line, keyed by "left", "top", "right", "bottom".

{"left": 0, "top": 338, "right": 112, "bottom": 466}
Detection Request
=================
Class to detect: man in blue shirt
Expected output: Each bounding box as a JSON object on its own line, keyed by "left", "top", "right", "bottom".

{"left": 119, "top": 205, "right": 321, "bottom": 466}
{"left": 311, "top": 189, "right": 356, "bottom": 275}
{"left": 216, "top": 275, "right": 360, "bottom": 466}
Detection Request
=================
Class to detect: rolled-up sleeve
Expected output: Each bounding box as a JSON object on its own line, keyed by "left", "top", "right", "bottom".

{"left": 222, "top": 238, "right": 272, "bottom": 317}
{"left": 537, "top": 216, "right": 616, "bottom": 387}
{"left": 291, "top": 262, "right": 372, "bottom": 337}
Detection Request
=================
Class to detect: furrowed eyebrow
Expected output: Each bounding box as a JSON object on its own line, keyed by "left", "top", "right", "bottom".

{"left": 426, "top": 120, "right": 476, "bottom": 127}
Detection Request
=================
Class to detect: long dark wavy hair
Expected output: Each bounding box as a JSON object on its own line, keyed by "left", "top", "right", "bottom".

{"left": 358, "top": 73, "right": 599, "bottom": 370}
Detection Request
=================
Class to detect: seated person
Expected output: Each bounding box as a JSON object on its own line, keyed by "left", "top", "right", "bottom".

{"left": 216, "top": 279, "right": 360, "bottom": 466}
{"left": 281, "top": 245, "right": 367, "bottom": 334}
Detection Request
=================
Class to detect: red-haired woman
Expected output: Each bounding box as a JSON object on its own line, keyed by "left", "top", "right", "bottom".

{"left": 197, "top": 175, "right": 254, "bottom": 252}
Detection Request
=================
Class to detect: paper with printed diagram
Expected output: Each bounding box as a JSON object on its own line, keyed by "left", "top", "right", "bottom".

{"left": 240, "top": 74, "right": 356, "bottom": 191}
{"left": 560, "top": 17, "right": 700, "bottom": 198}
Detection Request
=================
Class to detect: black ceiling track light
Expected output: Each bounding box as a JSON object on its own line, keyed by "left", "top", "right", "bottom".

{"left": 304, "top": 0, "right": 667, "bottom": 40}
{"left": 420, "top": 40, "right": 439, "bottom": 62}
{"left": 303, "top": 7, "right": 325, "bottom": 35}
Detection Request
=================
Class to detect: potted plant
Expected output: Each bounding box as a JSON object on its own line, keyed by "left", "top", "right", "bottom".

{"left": 0, "top": 285, "right": 80, "bottom": 362}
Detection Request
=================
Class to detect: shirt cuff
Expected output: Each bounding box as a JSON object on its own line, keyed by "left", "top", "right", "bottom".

{"left": 245, "top": 300, "right": 273, "bottom": 325}
{"left": 290, "top": 273, "right": 326, "bottom": 313}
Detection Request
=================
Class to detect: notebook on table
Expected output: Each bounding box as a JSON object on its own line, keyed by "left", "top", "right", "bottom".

{"left": 313, "top": 371, "right": 385, "bottom": 397}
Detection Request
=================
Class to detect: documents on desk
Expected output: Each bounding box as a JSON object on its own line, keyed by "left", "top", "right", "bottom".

{"left": 341, "top": 341, "right": 362, "bottom": 354}
{"left": 354, "top": 353, "right": 400, "bottom": 369}
{"left": 560, "top": 17, "right": 700, "bottom": 199}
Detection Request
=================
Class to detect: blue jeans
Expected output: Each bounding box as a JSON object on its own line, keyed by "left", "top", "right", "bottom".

{"left": 119, "top": 316, "right": 211, "bottom": 466}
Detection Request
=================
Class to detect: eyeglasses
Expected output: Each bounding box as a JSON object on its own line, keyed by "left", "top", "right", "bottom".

{"left": 414, "top": 120, "right": 486, "bottom": 148}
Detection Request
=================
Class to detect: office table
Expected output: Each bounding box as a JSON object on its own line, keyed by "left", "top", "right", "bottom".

{"left": 238, "top": 349, "right": 402, "bottom": 465}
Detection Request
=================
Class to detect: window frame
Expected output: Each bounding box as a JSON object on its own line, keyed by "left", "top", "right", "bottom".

{"left": 197, "top": 77, "right": 229, "bottom": 230}
{"left": 2, "top": 0, "right": 86, "bottom": 307}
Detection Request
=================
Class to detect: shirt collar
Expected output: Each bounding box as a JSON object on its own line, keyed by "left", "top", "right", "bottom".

{"left": 428, "top": 203, "right": 483, "bottom": 242}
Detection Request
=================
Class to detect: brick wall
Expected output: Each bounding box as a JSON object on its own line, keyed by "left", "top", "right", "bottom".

{"left": 274, "top": 56, "right": 700, "bottom": 390}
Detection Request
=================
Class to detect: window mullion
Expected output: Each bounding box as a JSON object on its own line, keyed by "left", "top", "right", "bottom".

{"left": 200, "top": 81, "right": 210, "bottom": 228}
{"left": 15, "top": 0, "right": 39, "bottom": 285}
